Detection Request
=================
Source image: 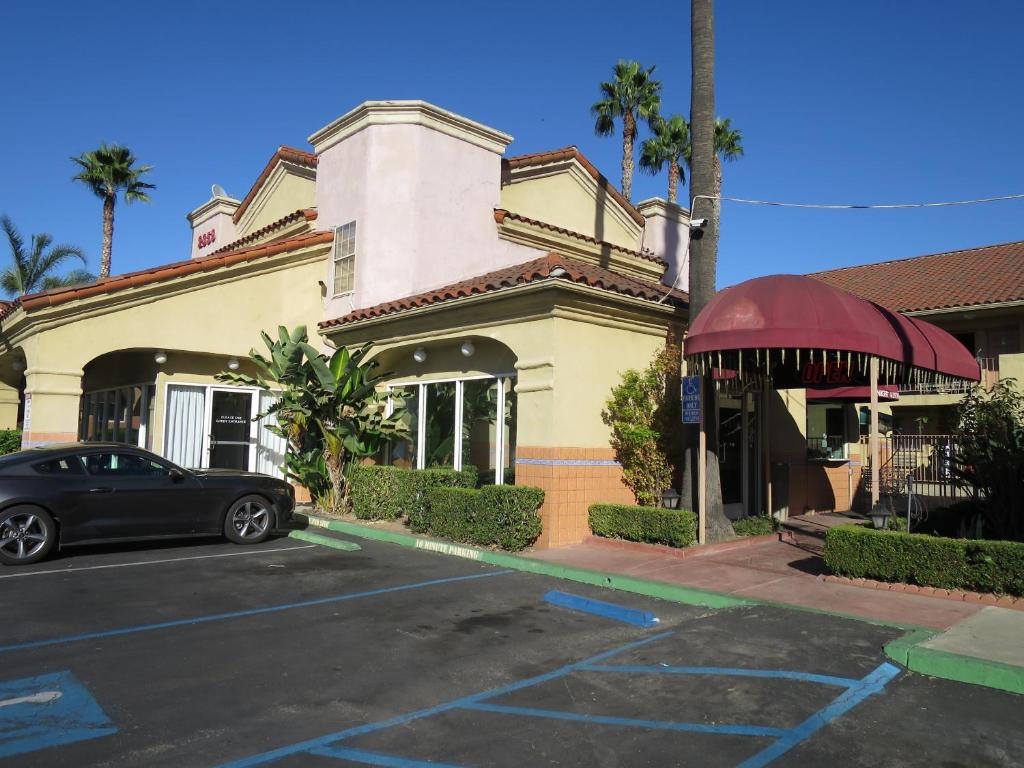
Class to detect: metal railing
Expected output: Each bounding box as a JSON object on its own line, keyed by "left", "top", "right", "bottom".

{"left": 860, "top": 434, "right": 970, "bottom": 499}
{"left": 806, "top": 436, "right": 846, "bottom": 460}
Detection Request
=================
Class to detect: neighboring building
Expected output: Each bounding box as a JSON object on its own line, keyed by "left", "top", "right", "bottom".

{"left": 756, "top": 242, "right": 1024, "bottom": 517}
{"left": 0, "top": 101, "right": 690, "bottom": 547}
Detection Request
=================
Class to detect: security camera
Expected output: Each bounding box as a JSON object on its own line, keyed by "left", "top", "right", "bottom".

{"left": 689, "top": 218, "right": 708, "bottom": 229}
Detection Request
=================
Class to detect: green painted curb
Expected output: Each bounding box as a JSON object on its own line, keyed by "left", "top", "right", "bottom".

{"left": 293, "top": 513, "right": 749, "bottom": 610}
{"left": 288, "top": 528, "right": 362, "bottom": 551}
{"left": 294, "top": 513, "right": 934, "bottom": 630}
{"left": 885, "top": 627, "right": 1024, "bottom": 696}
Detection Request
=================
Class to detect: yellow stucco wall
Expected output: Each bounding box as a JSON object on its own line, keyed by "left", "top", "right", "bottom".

{"left": 5, "top": 246, "right": 329, "bottom": 441}
{"left": 500, "top": 172, "right": 640, "bottom": 252}
{"left": 235, "top": 169, "right": 316, "bottom": 238}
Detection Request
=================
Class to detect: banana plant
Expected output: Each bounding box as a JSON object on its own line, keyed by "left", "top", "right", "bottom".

{"left": 217, "top": 326, "right": 412, "bottom": 512}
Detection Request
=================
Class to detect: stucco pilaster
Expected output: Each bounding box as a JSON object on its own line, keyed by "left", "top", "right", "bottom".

{"left": 22, "top": 367, "right": 83, "bottom": 447}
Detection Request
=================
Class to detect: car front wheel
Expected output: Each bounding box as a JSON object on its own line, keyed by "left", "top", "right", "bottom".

{"left": 223, "top": 495, "right": 274, "bottom": 545}
{"left": 0, "top": 505, "right": 56, "bottom": 566}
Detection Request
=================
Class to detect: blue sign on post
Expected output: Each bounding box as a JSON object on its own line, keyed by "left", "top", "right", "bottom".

{"left": 0, "top": 670, "right": 116, "bottom": 759}
{"left": 682, "top": 375, "right": 702, "bottom": 424}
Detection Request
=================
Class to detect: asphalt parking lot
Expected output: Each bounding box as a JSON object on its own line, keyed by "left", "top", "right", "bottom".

{"left": 2, "top": 532, "right": 1022, "bottom": 767}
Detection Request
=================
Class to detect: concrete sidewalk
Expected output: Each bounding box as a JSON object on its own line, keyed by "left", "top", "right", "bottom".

{"left": 524, "top": 535, "right": 982, "bottom": 630}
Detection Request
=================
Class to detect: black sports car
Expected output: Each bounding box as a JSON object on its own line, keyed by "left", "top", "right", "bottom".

{"left": 0, "top": 443, "right": 295, "bottom": 566}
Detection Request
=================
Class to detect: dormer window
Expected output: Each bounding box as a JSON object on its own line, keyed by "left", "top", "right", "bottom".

{"left": 332, "top": 221, "right": 356, "bottom": 295}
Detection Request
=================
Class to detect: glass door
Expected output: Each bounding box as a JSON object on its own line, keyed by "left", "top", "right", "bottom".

{"left": 209, "top": 390, "right": 254, "bottom": 470}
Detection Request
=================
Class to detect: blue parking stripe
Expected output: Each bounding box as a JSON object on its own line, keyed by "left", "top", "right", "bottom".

{"left": 215, "top": 631, "right": 677, "bottom": 767}
{"left": 309, "top": 745, "right": 464, "bottom": 767}
{"left": 0, "top": 570, "right": 512, "bottom": 655}
{"left": 737, "top": 662, "right": 902, "bottom": 768}
{"left": 580, "top": 663, "right": 860, "bottom": 688}
{"left": 460, "top": 702, "right": 789, "bottom": 738}
{"left": 543, "top": 590, "right": 659, "bottom": 628}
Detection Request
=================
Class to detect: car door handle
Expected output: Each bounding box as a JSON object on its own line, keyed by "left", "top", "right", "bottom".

{"left": 88, "top": 487, "right": 114, "bottom": 494}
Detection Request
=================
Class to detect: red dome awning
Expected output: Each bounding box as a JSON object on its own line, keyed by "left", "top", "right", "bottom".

{"left": 684, "top": 275, "right": 979, "bottom": 387}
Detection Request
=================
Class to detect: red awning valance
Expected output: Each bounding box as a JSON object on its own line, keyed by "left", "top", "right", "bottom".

{"left": 684, "top": 275, "right": 980, "bottom": 388}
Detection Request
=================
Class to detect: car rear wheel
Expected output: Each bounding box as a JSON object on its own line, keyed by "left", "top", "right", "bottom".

{"left": 224, "top": 495, "right": 274, "bottom": 545}
{"left": 0, "top": 506, "right": 56, "bottom": 566}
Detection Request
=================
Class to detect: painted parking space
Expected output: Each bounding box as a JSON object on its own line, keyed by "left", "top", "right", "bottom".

{"left": 2, "top": 534, "right": 1022, "bottom": 767}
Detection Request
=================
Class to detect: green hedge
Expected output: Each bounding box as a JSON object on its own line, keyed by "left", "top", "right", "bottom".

{"left": 823, "top": 524, "right": 1024, "bottom": 596}
{"left": 348, "top": 465, "right": 477, "bottom": 521}
{"left": 732, "top": 515, "right": 777, "bottom": 537}
{"left": 588, "top": 503, "right": 696, "bottom": 548}
{"left": 0, "top": 430, "right": 21, "bottom": 456}
{"left": 421, "top": 485, "right": 544, "bottom": 551}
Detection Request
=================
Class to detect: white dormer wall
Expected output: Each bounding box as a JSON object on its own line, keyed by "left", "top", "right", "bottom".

{"left": 187, "top": 196, "right": 239, "bottom": 259}
{"left": 636, "top": 198, "right": 691, "bottom": 292}
{"left": 310, "top": 101, "right": 543, "bottom": 318}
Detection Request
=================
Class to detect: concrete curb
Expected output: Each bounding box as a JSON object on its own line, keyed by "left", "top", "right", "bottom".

{"left": 293, "top": 514, "right": 751, "bottom": 610}
{"left": 288, "top": 529, "right": 362, "bottom": 551}
{"left": 884, "top": 628, "right": 1024, "bottom": 696}
{"left": 294, "top": 513, "right": 1024, "bottom": 695}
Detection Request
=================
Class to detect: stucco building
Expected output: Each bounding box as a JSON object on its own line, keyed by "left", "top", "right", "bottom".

{"left": 0, "top": 101, "right": 690, "bottom": 547}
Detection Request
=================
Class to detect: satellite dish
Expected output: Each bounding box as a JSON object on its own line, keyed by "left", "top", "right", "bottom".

{"left": 211, "top": 183, "right": 228, "bottom": 198}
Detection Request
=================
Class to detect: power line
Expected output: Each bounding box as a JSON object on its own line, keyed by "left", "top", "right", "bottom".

{"left": 707, "top": 192, "right": 1024, "bottom": 210}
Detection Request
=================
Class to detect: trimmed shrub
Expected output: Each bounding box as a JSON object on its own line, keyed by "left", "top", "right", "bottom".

{"left": 348, "top": 465, "right": 477, "bottom": 522}
{"left": 421, "top": 485, "right": 545, "bottom": 550}
{"left": 731, "top": 515, "right": 777, "bottom": 537}
{"left": 823, "top": 524, "right": 1024, "bottom": 596}
{"left": 0, "top": 430, "right": 21, "bottom": 456}
{"left": 589, "top": 503, "right": 696, "bottom": 548}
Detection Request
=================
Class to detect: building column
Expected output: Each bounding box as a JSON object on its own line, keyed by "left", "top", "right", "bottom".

{"left": 0, "top": 381, "right": 20, "bottom": 430}
{"left": 513, "top": 354, "right": 635, "bottom": 548}
{"left": 22, "top": 367, "right": 84, "bottom": 447}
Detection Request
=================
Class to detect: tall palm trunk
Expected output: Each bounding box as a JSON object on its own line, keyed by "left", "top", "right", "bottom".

{"left": 710, "top": 153, "right": 723, "bottom": 254}
{"left": 683, "top": 0, "right": 732, "bottom": 542}
{"left": 667, "top": 159, "right": 680, "bottom": 204}
{"left": 100, "top": 194, "right": 115, "bottom": 279}
{"left": 621, "top": 111, "right": 636, "bottom": 202}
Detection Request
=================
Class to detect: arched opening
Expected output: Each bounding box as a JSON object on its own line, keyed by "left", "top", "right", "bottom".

{"left": 371, "top": 337, "right": 519, "bottom": 484}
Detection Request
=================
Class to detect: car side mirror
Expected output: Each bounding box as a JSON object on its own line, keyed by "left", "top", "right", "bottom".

{"left": 169, "top": 468, "right": 186, "bottom": 482}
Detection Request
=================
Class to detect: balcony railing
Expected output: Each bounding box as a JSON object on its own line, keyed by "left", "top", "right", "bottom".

{"left": 807, "top": 436, "right": 846, "bottom": 461}
{"left": 860, "top": 434, "right": 970, "bottom": 499}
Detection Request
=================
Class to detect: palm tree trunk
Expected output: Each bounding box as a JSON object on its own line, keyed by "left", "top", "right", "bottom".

{"left": 100, "top": 194, "right": 115, "bottom": 279}
{"left": 684, "top": 0, "right": 732, "bottom": 543}
{"left": 711, "top": 154, "right": 723, "bottom": 253}
{"left": 621, "top": 112, "right": 636, "bottom": 202}
{"left": 667, "top": 160, "right": 680, "bottom": 204}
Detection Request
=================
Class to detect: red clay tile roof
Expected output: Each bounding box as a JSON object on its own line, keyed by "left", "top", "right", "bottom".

{"left": 503, "top": 146, "right": 646, "bottom": 227}
{"left": 809, "top": 240, "right": 1024, "bottom": 312}
{"left": 0, "top": 230, "right": 334, "bottom": 320}
{"left": 211, "top": 209, "right": 317, "bottom": 255}
{"left": 319, "top": 253, "right": 686, "bottom": 328}
{"left": 232, "top": 146, "right": 318, "bottom": 224}
{"left": 494, "top": 209, "right": 666, "bottom": 267}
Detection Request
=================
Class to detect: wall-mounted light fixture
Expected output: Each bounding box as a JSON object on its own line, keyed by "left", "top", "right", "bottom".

{"left": 227, "top": 357, "right": 240, "bottom": 371}
{"left": 460, "top": 341, "right": 475, "bottom": 358}
{"left": 413, "top": 347, "right": 427, "bottom": 364}
{"left": 154, "top": 350, "right": 168, "bottom": 365}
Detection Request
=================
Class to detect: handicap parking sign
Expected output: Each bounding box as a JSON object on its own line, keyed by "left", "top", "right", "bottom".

{"left": 682, "top": 375, "right": 702, "bottom": 424}
{"left": 0, "top": 670, "right": 116, "bottom": 759}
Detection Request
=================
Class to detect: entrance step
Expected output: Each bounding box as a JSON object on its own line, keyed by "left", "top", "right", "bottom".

{"left": 780, "top": 512, "right": 866, "bottom": 552}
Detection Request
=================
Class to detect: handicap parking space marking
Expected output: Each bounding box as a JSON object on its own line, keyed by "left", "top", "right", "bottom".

{"left": 218, "top": 629, "right": 902, "bottom": 768}
{"left": 0, "top": 670, "right": 116, "bottom": 759}
{"left": 543, "top": 590, "right": 660, "bottom": 628}
{"left": 0, "top": 569, "right": 513, "bottom": 655}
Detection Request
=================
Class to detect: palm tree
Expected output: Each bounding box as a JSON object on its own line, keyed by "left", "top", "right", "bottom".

{"left": 639, "top": 115, "right": 690, "bottom": 204}
{"left": 71, "top": 144, "right": 154, "bottom": 279}
{"left": 1, "top": 216, "right": 94, "bottom": 298}
{"left": 591, "top": 60, "right": 662, "bottom": 202}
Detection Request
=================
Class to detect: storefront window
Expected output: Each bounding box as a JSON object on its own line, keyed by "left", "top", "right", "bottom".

{"left": 807, "top": 403, "right": 846, "bottom": 460}
{"left": 390, "top": 375, "right": 516, "bottom": 483}
{"left": 80, "top": 385, "right": 153, "bottom": 448}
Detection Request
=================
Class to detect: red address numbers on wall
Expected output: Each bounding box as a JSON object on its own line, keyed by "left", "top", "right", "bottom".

{"left": 197, "top": 229, "right": 217, "bottom": 249}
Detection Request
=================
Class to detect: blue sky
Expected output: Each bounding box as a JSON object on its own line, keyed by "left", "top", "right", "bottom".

{"left": 2, "top": 1, "right": 1022, "bottom": 288}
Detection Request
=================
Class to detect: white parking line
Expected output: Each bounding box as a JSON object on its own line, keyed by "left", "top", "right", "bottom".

{"left": 0, "top": 544, "right": 318, "bottom": 578}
